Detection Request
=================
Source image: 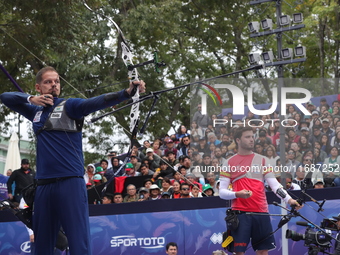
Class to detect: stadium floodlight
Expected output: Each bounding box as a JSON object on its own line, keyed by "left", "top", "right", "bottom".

{"left": 261, "top": 19, "right": 273, "bottom": 30}
{"left": 248, "top": 53, "right": 261, "bottom": 64}
{"left": 294, "top": 46, "right": 306, "bottom": 57}
{"left": 281, "top": 48, "right": 293, "bottom": 59}
{"left": 248, "top": 22, "right": 260, "bottom": 33}
{"left": 262, "top": 51, "right": 274, "bottom": 62}
{"left": 279, "top": 15, "right": 291, "bottom": 26}
{"left": 293, "top": 13, "right": 303, "bottom": 23}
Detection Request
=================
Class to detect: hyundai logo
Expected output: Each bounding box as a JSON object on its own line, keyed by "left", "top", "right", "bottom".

{"left": 20, "top": 241, "right": 31, "bottom": 253}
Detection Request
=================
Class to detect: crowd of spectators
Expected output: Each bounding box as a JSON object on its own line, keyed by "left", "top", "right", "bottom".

{"left": 83, "top": 98, "right": 340, "bottom": 204}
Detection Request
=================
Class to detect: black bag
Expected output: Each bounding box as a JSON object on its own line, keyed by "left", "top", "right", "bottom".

{"left": 22, "top": 180, "right": 37, "bottom": 208}
{"left": 225, "top": 209, "right": 239, "bottom": 231}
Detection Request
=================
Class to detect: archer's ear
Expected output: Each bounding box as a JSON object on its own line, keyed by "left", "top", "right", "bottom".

{"left": 35, "top": 83, "right": 42, "bottom": 94}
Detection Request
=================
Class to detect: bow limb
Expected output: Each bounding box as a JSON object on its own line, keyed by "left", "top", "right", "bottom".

{"left": 0, "top": 63, "right": 24, "bottom": 93}
{"left": 121, "top": 42, "right": 140, "bottom": 134}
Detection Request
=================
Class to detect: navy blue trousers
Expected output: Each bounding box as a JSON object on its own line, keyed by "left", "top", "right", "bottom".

{"left": 33, "top": 177, "right": 92, "bottom": 255}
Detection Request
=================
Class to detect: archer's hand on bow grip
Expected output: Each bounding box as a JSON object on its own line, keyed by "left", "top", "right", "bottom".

{"left": 126, "top": 80, "right": 146, "bottom": 97}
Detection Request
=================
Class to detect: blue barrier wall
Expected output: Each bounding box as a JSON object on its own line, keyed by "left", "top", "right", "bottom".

{"left": 1, "top": 188, "right": 340, "bottom": 255}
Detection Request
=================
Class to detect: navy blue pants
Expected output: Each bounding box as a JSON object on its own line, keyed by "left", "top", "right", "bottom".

{"left": 33, "top": 177, "right": 92, "bottom": 255}
{"left": 229, "top": 212, "right": 276, "bottom": 253}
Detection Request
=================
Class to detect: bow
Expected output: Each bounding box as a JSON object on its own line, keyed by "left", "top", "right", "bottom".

{"left": 0, "top": 63, "right": 24, "bottom": 93}
{"left": 83, "top": 2, "right": 166, "bottom": 183}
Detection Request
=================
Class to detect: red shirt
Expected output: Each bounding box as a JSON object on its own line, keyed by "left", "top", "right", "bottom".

{"left": 220, "top": 153, "right": 273, "bottom": 213}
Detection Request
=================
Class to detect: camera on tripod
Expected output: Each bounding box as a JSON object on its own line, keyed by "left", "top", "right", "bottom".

{"left": 286, "top": 219, "right": 337, "bottom": 255}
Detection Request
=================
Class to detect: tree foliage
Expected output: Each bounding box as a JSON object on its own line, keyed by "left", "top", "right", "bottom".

{"left": 0, "top": 0, "right": 339, "bottom": 163}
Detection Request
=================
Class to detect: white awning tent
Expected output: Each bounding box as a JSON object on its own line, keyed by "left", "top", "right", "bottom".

{"left": 3, "top": 132, "right": 21, "bottom": 175}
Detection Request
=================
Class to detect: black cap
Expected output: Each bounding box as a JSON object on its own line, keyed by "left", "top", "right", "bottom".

{"left": 333, "top": 213, "right": 340, "bottom": 221}
{"left": 21, "top": 159, "right": 29, "bottom": 164}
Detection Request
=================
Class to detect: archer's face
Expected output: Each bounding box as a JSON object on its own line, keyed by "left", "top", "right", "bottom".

{"left": 35, "top": 71, "right": 60, "bottom": 97}
{"left": 237, "top": 130, "right": 254, "bottom": 151}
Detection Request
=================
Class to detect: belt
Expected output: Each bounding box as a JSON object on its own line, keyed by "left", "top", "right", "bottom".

{"left": 232, "top": 210, "right": 247, "bottom": 214}
{"left": 37, "top": 176, "right": 83, "bottom": 186}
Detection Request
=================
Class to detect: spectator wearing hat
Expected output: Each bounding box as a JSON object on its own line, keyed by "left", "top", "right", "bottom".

{"left": 163, "top": 139, "right": 178, "bottom": 158}
{"left": 95, "top": 166, "right": 108, "bottom": 183}
{"left": 7, "top": 159, "right": 35, "bottom": 203}
{"left": 138, "top": 187, "right": 150, "bottom": 201}
{"left": 321, "top": 118, "right": 335, "bottom": 138}
{"left": 145, "top": 147, "right": 160, "bottom": 169}
{"left": 161, "top": 192, "right": 171, "bottom": 199}
{"left": 93, "top": 174, "right": 103, "bottom": 186}
{"left": 123, "top": 184, "right": 139, "bottom": 202}
{"left": 149, "top": 184, "right": 161, "bottom": 200}
{"left": 255, "top": 129, "right": 272, "bottom": 147}
{"left": 306, "top": 100, "right": 316, "bottom": 113}
{"left": 303, "top": 115, "right": 312, "bottom": 128}
{"left": 311, "top": 110, "right": 320, "bottom": 120}
{"left": 113, "top": 193, "right": 123, "bottom": 203}
{"left": 84, "top": 163, "right": 95, "bottom": 184}
{"left": 123, "top": 163, "right": 141, "bottom": 177}
{"left": 179, "top": 183, "right": 191, "bottom": 198}
{"left": 300, "top": 126, "right": 310, "bottom": 138}
{"left": 202, "top": 183, "right": 215, "bottom": 197}
{"left": 313, "top": 178, "right": 325, "bottom": 189}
